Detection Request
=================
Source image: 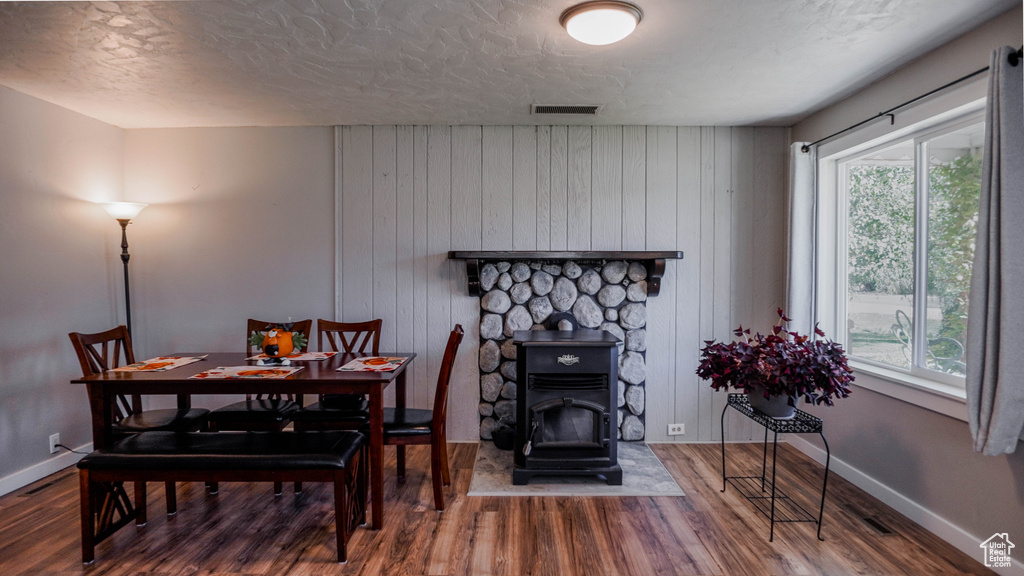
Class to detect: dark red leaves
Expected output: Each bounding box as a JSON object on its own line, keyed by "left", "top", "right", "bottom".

{"left": 696, "top": 309, "right": 854, "bottom": 406}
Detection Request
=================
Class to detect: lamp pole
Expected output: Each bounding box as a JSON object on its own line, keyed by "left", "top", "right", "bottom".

{"left": 103, "top": 202, "right": 147, "bottom": 337}
{"left": 116, "top": 218, "right": 134, "bottom": 337}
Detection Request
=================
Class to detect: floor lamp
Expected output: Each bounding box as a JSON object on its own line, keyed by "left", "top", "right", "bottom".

{"left": 103, "top": 202, "right": 147, "bottom": 337}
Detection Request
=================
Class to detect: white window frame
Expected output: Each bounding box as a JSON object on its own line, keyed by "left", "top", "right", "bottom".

{"left": 813, "top": 78, "right": 987, "bottom": 420}
{"left": 835, "top": 114, "right": 983, "bottom": 384}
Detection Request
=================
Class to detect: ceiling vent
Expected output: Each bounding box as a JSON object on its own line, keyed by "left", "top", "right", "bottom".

{"left": 531, "top": 104, "right": 602, "bottom": 115}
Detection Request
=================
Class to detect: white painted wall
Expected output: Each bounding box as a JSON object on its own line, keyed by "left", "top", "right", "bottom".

{"left": 122, "top": 127, "right": 336, "bottom": 410}
{"left": 793, "top": 6, "right": 1022, "bottom": 144}
{"left": 334, "top": 125, "right": 789, "bottom": 442}
{"left": 0, "top": 105, "right": 789, "bottom": 493}
{"left": 790, "top": 6, "right": 1023, "bottom": 572}
{"left": 0, "top": 85, "right": 124, "bottom": 487}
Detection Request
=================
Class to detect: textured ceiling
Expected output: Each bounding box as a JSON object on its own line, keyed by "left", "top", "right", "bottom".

{"left": 0, "top": 0, "right": 1017, "bottom": 128}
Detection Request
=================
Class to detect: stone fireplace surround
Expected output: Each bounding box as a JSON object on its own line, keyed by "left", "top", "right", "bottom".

{"left": 448, "top": 251, "right": 682, "bottom": 443}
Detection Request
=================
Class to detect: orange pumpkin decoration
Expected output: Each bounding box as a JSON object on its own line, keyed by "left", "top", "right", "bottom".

{"left": 262, "top": 328, "right": 295, "bottom": 359}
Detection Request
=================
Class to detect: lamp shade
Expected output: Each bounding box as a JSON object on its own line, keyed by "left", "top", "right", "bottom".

{"left": 560, "top": 1, "right": 642, "bottom": 46}
{"left": 103, "top": 202, "right": 147, "bottom": 221}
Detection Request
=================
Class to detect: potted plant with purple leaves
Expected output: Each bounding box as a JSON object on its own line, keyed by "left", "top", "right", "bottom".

{"left": 696, "top": 308, "right": 854, "bottom": 419}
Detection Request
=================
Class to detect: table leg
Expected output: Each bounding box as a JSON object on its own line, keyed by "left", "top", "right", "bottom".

{"left": 760, "top": 425, "right": 769, "bottom": 492}
{"left": 175, "top": 393, "right": 191, "bottom": 410}
{"left": 817, "top": 431, "right": 831, "bottom": 541}
{"left": 769, "top": 430, "right": 779, "bottom": 542}
{"left": 176, "top": 393, "right": 197, "bottom": 435}
{"left": 86, "top": 383, "right": 112, "bottom": 450}
{"left": 84, "top": 384, "right": 139, "bottom": 534}
{"left": 720, "top": 403, "right": 728, "bottom": 492}
{"left": 396, "top": 370, "right": 407, "bottom": 478}
{"left": 369, "top": 387, "right": 384, "bottom": 530}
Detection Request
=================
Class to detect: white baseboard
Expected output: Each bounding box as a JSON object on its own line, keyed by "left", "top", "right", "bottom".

{"left": 646, "top": 440, "right": 756, "bottom": 444}
{"left": 787, "top": 436, "right": 1024, "bottom": 576}
{"left": 0, "top": 443, "right": 92, "bottom": 498}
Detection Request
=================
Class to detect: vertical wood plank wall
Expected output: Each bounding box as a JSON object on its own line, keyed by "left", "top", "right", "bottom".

{"left": 335, "top": 125, "right": 788, "bottom": 442}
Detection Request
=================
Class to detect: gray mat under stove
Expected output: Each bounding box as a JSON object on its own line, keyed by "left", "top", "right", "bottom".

{"left": 468, "top": 441, "right": 685, "bottom": 497}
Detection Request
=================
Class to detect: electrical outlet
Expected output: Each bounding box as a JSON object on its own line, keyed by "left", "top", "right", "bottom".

{"left": 49, "top": 433, "right": 60, "bottom": 454}
{"left": 667, "top": 423, "right": 685, "bottom": 436}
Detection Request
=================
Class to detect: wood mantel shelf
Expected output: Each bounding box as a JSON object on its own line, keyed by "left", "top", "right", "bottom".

{"left": 447, "top": 251, "right": 683, "bottom": 297}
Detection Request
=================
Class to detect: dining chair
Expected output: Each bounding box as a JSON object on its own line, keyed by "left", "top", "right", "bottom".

{"left": 206, "top": 318, "right": 313, "bottom": 433}
{"left": 68, "top": 325, "right": 210, "bottom": 515}
{"left": 318, "top": 318, "right": 382, "bottom": 357}
{"left": 205, "top": 319, "right": 312, "bottom": 495}
{"left": 382, "top": 324, "right": 463, "bottom": 510}
{"left": 291, "top": 319, "right": 382, "bottom": 428}
{"left": 290, "top": 319, "right": 381, "bottom": 493}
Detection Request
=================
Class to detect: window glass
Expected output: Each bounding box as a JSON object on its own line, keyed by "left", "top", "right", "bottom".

{"left": 923, "top": 124, "right": 983, "bottom": 377}
{"left": 838, "top": 117, "right": 983, "bottom": 384}
{"left": 845, "top": 140, "right": 915, "bottom": 370}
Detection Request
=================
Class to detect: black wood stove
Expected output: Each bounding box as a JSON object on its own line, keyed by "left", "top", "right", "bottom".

{"left": 512, "top": 329, "right": 622, "bottom": 485}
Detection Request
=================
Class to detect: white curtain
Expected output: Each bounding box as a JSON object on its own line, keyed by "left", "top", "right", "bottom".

{"left": 786, "top": 143, "right": 817, "bottom": 336}
{"left": 966, "top": 47, "right": 1024, "bottom": 456}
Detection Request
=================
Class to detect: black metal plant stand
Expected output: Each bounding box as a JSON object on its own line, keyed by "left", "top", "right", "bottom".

{"left": 720, "top": 394, "right": 830, "bottom": 541}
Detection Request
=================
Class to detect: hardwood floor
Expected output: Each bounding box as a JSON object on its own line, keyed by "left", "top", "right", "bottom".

{"left": 0, "top": 442, "right": 993, "bottom": 575}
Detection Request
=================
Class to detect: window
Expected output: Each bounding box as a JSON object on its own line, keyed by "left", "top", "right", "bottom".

{"left": 834, "top": 113, "right": 984, "bottom": 387}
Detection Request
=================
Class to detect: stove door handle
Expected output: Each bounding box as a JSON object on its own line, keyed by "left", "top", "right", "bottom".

{"left": 603, "top": 413, "right": 612, "bottom": 447}
{"left": 523, "top": 421, "right": 538, "bottom": 456}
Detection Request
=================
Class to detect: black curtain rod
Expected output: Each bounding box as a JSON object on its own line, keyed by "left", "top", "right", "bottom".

{"left": 801, "top": 46, "right": 1024, "bottom": 153}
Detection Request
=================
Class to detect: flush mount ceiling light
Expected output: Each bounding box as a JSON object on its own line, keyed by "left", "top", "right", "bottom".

{"left": 560, "top": 1, "right": 643, "bottom": 46}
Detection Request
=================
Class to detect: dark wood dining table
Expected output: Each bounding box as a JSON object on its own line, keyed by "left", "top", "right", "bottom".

{"left": 71, "top": 351, "right": 415, "bottom": 530}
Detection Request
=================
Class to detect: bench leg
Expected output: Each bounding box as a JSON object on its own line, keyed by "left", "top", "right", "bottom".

{"left": 134, "top": 481, "right": 147, "bottom": 525}
{"left": 358, "top": 445, "right": 368, "bottom": 526}
{"left": 165, "top": 482, "right": 177, "bottom": 515}
{"left": 273, "top": 481, "right": 283, "bottom": 496}
{"left": 333, "top": 471, "right": 348, "bottom": 563}
{"left": 294, "top": 481, "right": 302, "bottom": 494}
{"left": 397, "top": 445, "right": 406, "bottom": 478}
{"left": 333, "top": 447, "right": 368, "bottom": 562}
{"left": 80, "top": 470, "right": 95, "bottom": 564}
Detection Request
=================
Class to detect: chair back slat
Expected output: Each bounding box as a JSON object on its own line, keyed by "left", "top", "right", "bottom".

{"left": 317, "top": 319, "right": 382, "bottom": 354}
{"left": 315, "top": 319, "right": 383, "bottom": 404}
{"left": 432, "top": 325, "right": 464, "bottom": 431}
{"left": 245, "top": 318, "right": 312, "bottom": 399}
{"left": 68, "top": 326, "right": 139, "bottom": 423}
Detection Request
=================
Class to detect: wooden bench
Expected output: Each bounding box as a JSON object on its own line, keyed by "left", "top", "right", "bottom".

{"left": 77, "top": 430, "right": 366, "bottom": 563}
